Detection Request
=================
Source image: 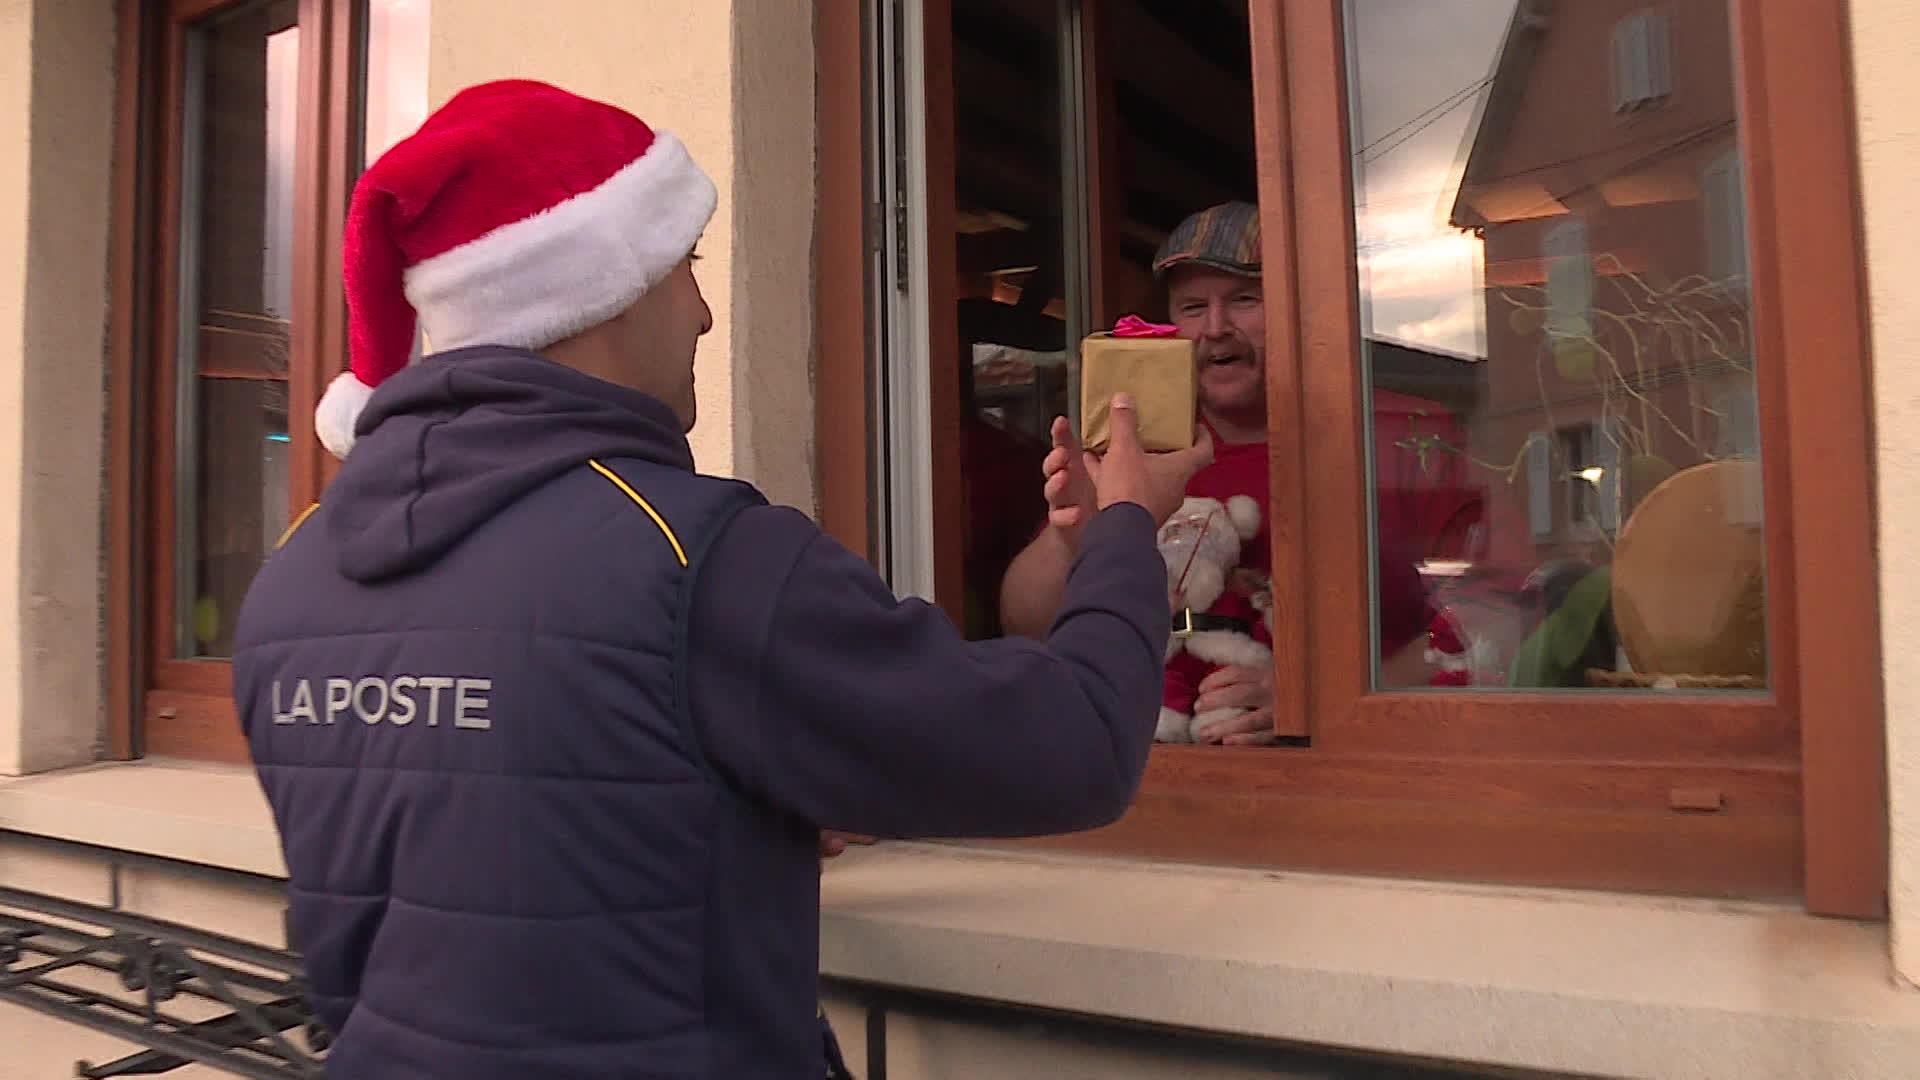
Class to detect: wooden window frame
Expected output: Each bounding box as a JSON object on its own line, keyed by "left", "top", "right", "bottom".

{"left": 109, "top": 0, "right": 363, "bottom": 764}
{"left": 813, "top": 0, "right": 1885, "bottom": 915}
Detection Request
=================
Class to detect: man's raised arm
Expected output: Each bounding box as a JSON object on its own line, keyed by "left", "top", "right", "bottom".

{"left": 690, "top": 399, "right": 1204, "bottom": 837}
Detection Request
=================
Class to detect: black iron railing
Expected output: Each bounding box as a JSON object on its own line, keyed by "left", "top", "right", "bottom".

{"left": 0, "top": 856, "right": 323, "bottom": 1079}
{"left": 3, "top": 834, "right": 1577, "bottom": 1080}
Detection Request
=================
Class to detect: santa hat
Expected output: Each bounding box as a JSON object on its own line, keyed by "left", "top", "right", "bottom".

{"left": 317, "top": 79, "right": 718, "bottom": 457}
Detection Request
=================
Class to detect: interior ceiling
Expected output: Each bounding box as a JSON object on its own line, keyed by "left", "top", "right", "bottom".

{"left": 951, "top": 0, "right": 1257, "bottom": 279}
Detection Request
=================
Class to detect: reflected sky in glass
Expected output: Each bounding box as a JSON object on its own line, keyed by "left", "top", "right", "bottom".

{"left": 1349, "top": 0, "right": 1517, "bottom": 359}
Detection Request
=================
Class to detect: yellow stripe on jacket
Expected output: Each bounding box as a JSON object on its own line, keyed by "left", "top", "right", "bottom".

{"left": 588, "top": 460, "right": 689, "bottom": 567}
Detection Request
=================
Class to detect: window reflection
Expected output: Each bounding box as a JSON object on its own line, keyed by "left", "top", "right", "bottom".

{"left": 174, "top": 0, "right": 431, "bottom": 658}
{"left": 178, "top": 0, "right": 301, "bottom": 658}
{"left": 1347, "top": 0, "right": 1767, "bottom": 691}
{"left": 953, "top": 0, "right": 1069, "bottom": 641}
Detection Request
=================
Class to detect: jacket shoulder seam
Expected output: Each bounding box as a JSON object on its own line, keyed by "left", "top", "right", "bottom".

{"left": 586, "top": 458, "right": 690, "bottom": 566}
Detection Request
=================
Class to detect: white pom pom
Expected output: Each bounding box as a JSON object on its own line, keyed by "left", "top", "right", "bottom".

{"left": 1226, "top": 494, "right": 1261, "bottom": 539}
{"left": 315, "top": 372, "right": 377, "bottom": 459}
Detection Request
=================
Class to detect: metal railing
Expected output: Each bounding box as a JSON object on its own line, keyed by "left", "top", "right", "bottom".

{"left": 5, "top": 834, "right": 1583, "bottom": 1080}
{"left": 0, "top": 839, "right": 323, "bottom": 1079}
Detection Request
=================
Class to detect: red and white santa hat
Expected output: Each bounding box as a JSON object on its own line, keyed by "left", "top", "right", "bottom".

{"left": 318, "top": 79, "right": 717, "bottom": 457}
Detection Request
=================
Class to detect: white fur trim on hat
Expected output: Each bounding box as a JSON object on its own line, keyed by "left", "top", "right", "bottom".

{"left": 316, "top": 371, "right": 377, "bottom": 459}
{"left": 403, "top": 130, "right": 717, "bottom": 356}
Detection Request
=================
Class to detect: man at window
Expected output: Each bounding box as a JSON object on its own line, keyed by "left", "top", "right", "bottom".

{"left": 1000, "top": 202, "right": 1437, "bottom": 744}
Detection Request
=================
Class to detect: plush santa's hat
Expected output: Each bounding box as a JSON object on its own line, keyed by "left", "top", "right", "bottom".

{"left": 317, "top": 79, "right": 717, "bottom": 457}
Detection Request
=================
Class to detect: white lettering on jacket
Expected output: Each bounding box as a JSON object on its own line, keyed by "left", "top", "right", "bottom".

{"left": 272, "top": 676, "right": 493, "bottom": 731}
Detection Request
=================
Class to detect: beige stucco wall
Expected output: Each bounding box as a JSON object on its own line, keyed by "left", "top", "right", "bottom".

{"left": 819, "top": 990, "right": 1560, "bottom": 1079}
{"left": 1853, "top": 0, "right": 1920, "bottom": 985}
{"left": 428, "top": 0, "right": 818, "bottom": 512}
{"left": 819, "top": 993, "right": 1393, "bottom": 1080}
{"left": 0, "top": 2, "right": 30, "bottom": 774}
{"left": 729, "top": 1, "right": 820, "bottom": 512}
{"left": 0, "top": 0, "right": 113, "bottom": 776}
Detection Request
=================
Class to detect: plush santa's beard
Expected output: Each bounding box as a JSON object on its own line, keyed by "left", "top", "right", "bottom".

{"left": 1170, "top": 562, "right": 1227, "bottom": 615}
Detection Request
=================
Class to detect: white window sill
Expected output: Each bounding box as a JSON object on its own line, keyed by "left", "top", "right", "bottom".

{"left": 821, "top": 843, "right": 1920, "bottom": 1079}
{"left": 13, "top": 764, "right": 1920, "bottom": 1076}
{"left": 0, "top": 758, "right": 284, "bottom": 877}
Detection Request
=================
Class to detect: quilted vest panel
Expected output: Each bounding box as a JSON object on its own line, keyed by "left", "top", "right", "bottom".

{"left": 235, "top": 458, "right": 765, "bottom": 1079}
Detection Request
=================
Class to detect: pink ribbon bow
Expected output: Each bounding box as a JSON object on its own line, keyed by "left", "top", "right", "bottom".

{"left": 1112, "top": 314, "right": 1180, "bottom": 338}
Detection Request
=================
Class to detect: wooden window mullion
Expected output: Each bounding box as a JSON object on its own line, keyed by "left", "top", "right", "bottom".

{"left": 1731, "top": 0, "right": 1886, "bottom": 918}
{"left": 288, "top": 0, "right": 358, "bottom": 509}
{"left": 131, "top": 0, "right": 364, "bottom": 762}
{"left": 107, "top": 0, "right": 165, "bottom": 760}
{"left": 1246, "top": 0, "right": 1311, "bottom": 738}
{"left": 145, "top": 9, "right": 192, "bottom": 699}
{"left": 1081, "top": 0, "right": 1127, "bottom": 329}
{"left": 812, "top": 0, "right": 872, "bottom": 560}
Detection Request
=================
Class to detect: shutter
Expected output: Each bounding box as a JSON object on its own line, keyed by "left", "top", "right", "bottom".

{"left": 1646, "top": 12, "right": 1673, "bottom": 100}
{"left": 1703, "top": 150, "right": 1749, "bottom": 287}
{"left": 1596, "top": 420, "right": 1622, "bottom": 532}
{"left": 1526, "top": 434, "right": 1553, "bottom": 539}
{"left": 1611, "top": 17, "right": 1635, "bottom": 112}
{"left": 1544, "top": 217, "right": 1591, "bottom": 340}
{"left": 1714, "top": 387, "right": 1761, "bottom": 460}
{"left": 1611, "top": 11, "right": 1672, "bottom": 113}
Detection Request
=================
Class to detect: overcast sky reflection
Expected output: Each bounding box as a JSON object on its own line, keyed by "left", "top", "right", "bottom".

{"left": 1347, "top": 0, "right": 1518, "bottom": 358}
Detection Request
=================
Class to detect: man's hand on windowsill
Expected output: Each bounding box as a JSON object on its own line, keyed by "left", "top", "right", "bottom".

{"left": 1192, "top": 664, "right": 1279, "bottom": 746}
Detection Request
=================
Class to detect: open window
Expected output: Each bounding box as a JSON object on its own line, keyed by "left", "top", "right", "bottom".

{"left": 816, "top": 0, "right": 1883, "bottom": 914}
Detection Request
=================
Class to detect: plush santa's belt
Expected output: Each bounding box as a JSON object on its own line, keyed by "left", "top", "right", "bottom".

{"left": 1173, "top": 609, "right": 1252, "bottom": 638}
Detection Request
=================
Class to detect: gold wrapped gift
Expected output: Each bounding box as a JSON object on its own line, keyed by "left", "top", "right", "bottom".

{"left": 1078, "top": 332, "right": 1197, "bottom": 452}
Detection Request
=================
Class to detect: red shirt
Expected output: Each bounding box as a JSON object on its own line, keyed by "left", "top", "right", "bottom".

{"left": 1190, "top": 423, "right": 1433, "bottom": 657}
{"left": 1185, "top": 431, "right": 1274, "bottom": 573}
{"left": 1373, "top": 389, "right": 1483, "bottom": 562}
{"left": 961, "top": 418, "right": 1049, "bottom": 638}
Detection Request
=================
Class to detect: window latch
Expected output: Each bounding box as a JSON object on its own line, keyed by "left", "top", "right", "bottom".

{"left": 1669, "top": 787, "right": 1725, "bottom": 813}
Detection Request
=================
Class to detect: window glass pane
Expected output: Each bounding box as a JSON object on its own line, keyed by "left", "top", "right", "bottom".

{"left": 948, "top": 1, "right": 1262, "bottom": 647}
{"left": 1346, "top": 0, "right": 1767, "bottom": 691}
{"left": 177, "top": 0, "right": 302, "bottom": 658}
{"left": 173, "top": 0, "right": 431, "bottom": 659}
{"left": 192, "top": 378, "right": 291, "bottom": 657}
{"left": 953, "top": 0, "right": 1068, "bottom": 640}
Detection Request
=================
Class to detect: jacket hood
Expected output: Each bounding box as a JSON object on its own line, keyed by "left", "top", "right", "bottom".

{"left": 323, "top": 347, "right": 694, "bottom": 583}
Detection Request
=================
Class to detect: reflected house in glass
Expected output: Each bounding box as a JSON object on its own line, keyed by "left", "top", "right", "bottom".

{"left": 1437, "top": 0, "right": 1764, "bottom": 686}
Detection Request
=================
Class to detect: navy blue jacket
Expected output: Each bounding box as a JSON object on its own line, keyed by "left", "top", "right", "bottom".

{"left": 234, "top": 348, "right": 1168, "bottom": 1078}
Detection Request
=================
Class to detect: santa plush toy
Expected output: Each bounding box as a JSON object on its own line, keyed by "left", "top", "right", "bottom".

{"left": 1157, "top": 495, "right": 1270, "bottom": 744}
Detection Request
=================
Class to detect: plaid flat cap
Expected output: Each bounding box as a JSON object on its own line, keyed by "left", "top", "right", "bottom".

{"left": 1152, "top": 201, "right": 1262, "bottom": 279}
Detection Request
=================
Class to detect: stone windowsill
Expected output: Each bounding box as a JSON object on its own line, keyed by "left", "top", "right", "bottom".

{"left": 7, "top": 760, "right": 1920, "bottom": 1077}
{"left": 0, "top": 758, "right": 284, "bottom": 877}
{"left": 820, "top": 843, "right": 1920, "bottom": 1079}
